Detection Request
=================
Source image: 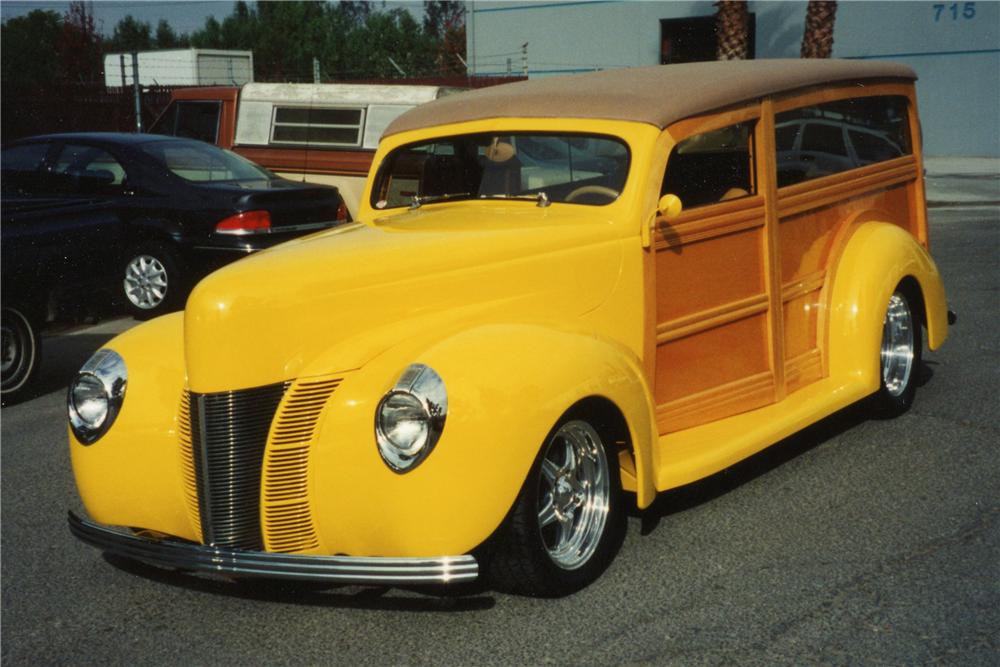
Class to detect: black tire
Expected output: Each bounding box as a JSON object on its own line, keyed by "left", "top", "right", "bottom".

{"left": 122, "top": 243, "right": 183, "bottom": 319}
{"left": 871, "top": 286, "right": 923, "bottom": 417}
{"left": 1, "top": 306, "right": 42, "bottom": 403}
{"left": 485, "top": 415, "right": 625, "bottom": 597}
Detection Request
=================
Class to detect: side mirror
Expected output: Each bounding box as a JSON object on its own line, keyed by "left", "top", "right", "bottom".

{"left": 657, "top": 193, "right": 682, "bottom": 220}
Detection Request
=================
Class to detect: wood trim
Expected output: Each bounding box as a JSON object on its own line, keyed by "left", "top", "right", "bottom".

{"left": 656, "top": 370, "right": 775, "bottom": 434}
{"left": 656, "top": 293, "right": 769, "bottom": 344}
{"left": 758, "top": 97, "right": 786, "bottom": 401}
{"left": 653, "top": 196, "right": 765, "bottom": 250}
{"left": 776, "top": 156, "right": 917, "bottom": 219}
{"left": 666, "top": 104, "right": 762, "bottom": 144}
{"left": 784, "top": 348, "right": 824, "bottom": 394}
{"left": 771, "top": 81, "right": 917, "bottom": 115}
{"left": 781, "top": 270, "right": 826, "bottom": 303}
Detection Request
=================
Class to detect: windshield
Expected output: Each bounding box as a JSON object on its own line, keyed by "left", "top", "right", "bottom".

{"left": 371, "top": 133, "right": 629, "bottom": 209}
{"left": 139, "top": 139, "right": 271, "bottom": 182}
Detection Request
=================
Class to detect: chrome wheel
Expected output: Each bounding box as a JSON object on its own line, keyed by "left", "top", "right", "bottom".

{"left": 124, "top": 254, "right": 168, "bottom": 310}
{"left": 536, "top": 420, "right": 610, "bottom": 571}
{"left": 881, "top": 293, "right": 915, "bottom": 397}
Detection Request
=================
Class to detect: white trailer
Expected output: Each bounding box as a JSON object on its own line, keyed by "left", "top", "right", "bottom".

{"left": 104, "top": 49, "right": 254, "bottom": 88}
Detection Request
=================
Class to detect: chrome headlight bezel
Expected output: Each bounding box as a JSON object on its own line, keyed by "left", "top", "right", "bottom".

{"left": 375, "top": 364, "right": 447, "bottom": 473}
{"left": 68, "top": 349, "right": 127, "bottom": 445}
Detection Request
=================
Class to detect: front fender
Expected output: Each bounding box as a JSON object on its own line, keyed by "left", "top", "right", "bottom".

{"left": 828, "top": 222, "right": 949, "bottom": 391}
{"left": 69, "top": 313, "right": 196, "bottom": 540}
{"left": 309, "top": 323, "right": 656, "bottom": 558}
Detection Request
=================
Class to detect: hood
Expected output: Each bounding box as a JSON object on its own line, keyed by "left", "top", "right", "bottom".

{"left": 184, "top": 203, "right": 624, "bottom": 392}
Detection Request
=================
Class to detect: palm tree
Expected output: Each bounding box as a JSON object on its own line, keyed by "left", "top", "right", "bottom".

{"left": 801, "top": 0, "right": 838, "bottom": 58}
{"left": 715, "top": 0, "right": 750, "bottom": 60}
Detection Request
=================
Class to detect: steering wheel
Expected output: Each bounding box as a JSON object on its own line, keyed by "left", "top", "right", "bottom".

{"left": 565, "top": 185, "right": 619, "bottom": 203}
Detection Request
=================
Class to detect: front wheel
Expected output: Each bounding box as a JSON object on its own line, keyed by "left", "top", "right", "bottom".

{"left": 486, "top": 417, "right": 624, "bottom": 597}
{"left": 123, "top": 243, "right": 182, "bottom": 319}
{"left": 1, "top": 306, "right": 42, "bottom": 403}
{"left": 872, "top": 288, "right": 922, "bottom": 416}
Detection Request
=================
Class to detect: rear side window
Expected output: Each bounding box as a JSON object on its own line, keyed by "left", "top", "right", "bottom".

{"left": 271, "top": 107, "right": 364, "bottom": 147}
{"left": 776, "top": 95, "right": 910, "bottom": 187}
{"left": 48, "top": 144, "right": 128, "bottom": 195}
{"left": 661, "top": 121, "right": 757, "bottom": 209}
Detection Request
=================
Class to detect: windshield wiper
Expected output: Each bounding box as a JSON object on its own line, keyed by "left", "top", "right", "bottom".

{"left": 409, "top": 192, "right": 474, "bottom": 209}
{"left": 480, "top": 192, "right": 551, "bottom": 208}
{"left": 410, "top": 191, "right": 551, "bottom": 209}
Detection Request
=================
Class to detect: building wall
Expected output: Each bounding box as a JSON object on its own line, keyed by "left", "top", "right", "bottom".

{"left": 467, "top": 1, "right": 999, "bottom": 156}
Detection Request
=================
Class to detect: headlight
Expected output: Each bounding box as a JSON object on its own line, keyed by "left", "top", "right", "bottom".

{"left": 68, "top": 349, "right": 127, "bottom": 445}
{"left": 375, "top": 364, "right": 447, "bottom": 472}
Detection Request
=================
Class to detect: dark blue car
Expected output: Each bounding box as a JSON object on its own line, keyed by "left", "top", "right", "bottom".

{"left": 1, "top": 132, "right": 348, "bottom": 401}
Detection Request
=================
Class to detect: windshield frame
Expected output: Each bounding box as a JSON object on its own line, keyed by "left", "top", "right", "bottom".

{"left": 370, "top": 131, "right": 632, "bottom": 211}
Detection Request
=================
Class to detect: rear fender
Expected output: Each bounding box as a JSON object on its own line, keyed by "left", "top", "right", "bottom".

{"left": 827, "top": 222, "right": 949, "bottom": 391}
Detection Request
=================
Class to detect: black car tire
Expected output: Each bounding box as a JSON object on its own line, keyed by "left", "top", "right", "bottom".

{"left": 486, "top": 415, "right": 625, "bottom": 597}
{"left": 1, "top": 306, "right": 42, "bottom": 404}
{"left": 871, "top": 286, "right": 923, "bottom": 417}
{"left": 123, "top": 243, "right": 183, "bottom": 319}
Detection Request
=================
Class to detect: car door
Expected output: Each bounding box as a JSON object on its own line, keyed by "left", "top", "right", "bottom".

{"left": 35, "top": 142, "right": 132, "bottom": 306}
{"left": 652, "top": 111, "right": 778, "bottom": 434}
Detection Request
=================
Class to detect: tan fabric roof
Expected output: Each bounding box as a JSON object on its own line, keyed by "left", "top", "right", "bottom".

{"left": 384, "top": 59, "right": 916, "bottom": 138}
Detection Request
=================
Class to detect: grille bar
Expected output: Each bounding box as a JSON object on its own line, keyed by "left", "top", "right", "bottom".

{"left": 190, "top": 382, "right": 287, "bottom": 549}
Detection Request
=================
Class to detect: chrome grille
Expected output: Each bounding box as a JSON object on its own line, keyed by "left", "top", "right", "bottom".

{"left": 190, "top": 382, "right": 287, "bottom": 549}
{"left": 177, "top": 393, "right": 202, "bottom": 540}
{"left": 263, "top": 378, "right": 341, "bottom": 553}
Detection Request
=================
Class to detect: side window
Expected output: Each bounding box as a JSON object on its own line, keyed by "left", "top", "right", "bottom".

{"left": 776, "top": 95, "right": 911, "bottom": 187}
{"left": 1, "top": 142, "right": 51, "bottom": 197}
{"left": 270, "top": 107, "right": 364, "bottom": 147}
{"left": 2, "top": 143, "right": 50, "bottom": 171}
{"left": 801, "top": 123, "right": 847, "bottom": 156}
{"left": 661, "top": 121, "right": 756, "bottom": 209}
{"left": 151, "top": 102, "right": 222, "bottom": 144}
{"left": 52, "top": 144, "right": 128, "bottom": 194}
{"left": 175, "top": 102, "right": 222, "bottom": 143}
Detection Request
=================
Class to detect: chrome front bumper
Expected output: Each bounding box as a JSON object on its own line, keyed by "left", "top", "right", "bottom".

{"left": 68, "top": 512, "right": 479, "bottom": 585}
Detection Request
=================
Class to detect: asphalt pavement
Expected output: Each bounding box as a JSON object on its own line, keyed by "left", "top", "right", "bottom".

{"left": 1, "top": 167, "right": 997, "bottom": 666}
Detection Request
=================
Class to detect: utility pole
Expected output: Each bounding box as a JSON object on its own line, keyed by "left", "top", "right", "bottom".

{"left": 131, "top": 52, "right": 143, "bottom": 133}
{"left": 119, "top": 54, "right": 127, "bottom": 87}
{"left": 521, "top": 42, "right": 529, "bottom": 77}
{"left": 313, "top": 57, "right": 321, "bottom": 84}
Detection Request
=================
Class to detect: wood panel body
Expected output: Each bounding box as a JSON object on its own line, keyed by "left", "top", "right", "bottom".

{"left": 651, "top": 82, "right": 923, "bottom": 438}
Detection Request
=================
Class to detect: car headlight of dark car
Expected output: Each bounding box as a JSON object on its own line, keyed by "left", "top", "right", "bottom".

{"left": 375, "top": 364, "right": 447, "bottom": 472}
{"left": 68, "top": 349, "right": 127, "bottom": 444}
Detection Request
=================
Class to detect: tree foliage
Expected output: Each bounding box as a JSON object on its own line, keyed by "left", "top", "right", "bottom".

{"left": 110, "top": 15, "right": 154, "bottom": 52}
{"left": 1, "top": 0, "right": 469, "bottom": 88}
{"left": 1, "top": 9, "right": 63, "bottom": 88}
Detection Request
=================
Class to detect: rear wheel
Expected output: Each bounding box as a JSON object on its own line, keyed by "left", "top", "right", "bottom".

{"left": 872, "top": 288, "right": 922, "bottom": 416}
{"left": 486, "top": 416, "right": 624, "bottom": 597}
{"left": 1, "top": 306, "right": 41, "bottom": 403}
{"left": 123, "top": 243, "right": 182, "bottom": 319}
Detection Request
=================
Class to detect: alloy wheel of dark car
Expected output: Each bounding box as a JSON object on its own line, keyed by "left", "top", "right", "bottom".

{"left": 1, "top": 306, "right": 41, "bottom": 403}
{"left": 123, "top": 244, "right": 181, "bottom": 318}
